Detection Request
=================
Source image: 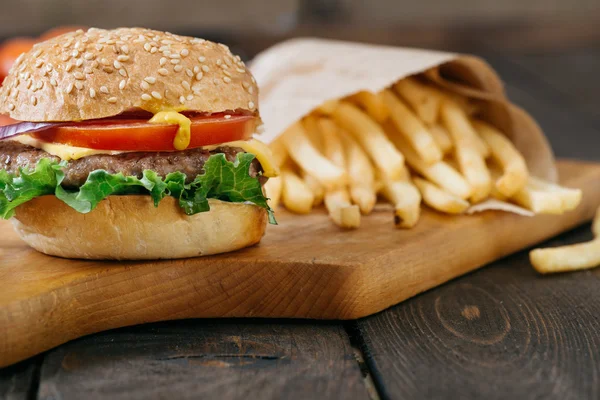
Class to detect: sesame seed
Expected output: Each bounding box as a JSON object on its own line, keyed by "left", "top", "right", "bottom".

{"left": 91, "top": 60, "right": 99, "bottom": 69}
{"left": 71, "top": 50, "right": 79, "bottom": 58}
{"left": 158, "top": 68, "right": 168, "bottom": 76}
{"left": 174, "top": 65, "right": 183, "bottom": 72}
{"left": 223, "top": 76, "right": 231, "bottom": 83}
{"left": 202, "top": 65, "right": 209, "bottom": 73}
{"left": 100, "top": 86, "right": 109, "bottom": 94}
{"left": 141, "top": 81, "right": 150, "bottom": 90}
{"left": 144, "top": 43, "right": 152, "bottom": 52}
{"left": 26, "top": 80, "right": 32, "bottom": 89}
{"left": 169, "top": 53, "right": 180, "bottom": 59}
{"left": 193, "top": 66, "right": 200, "bottom": 73}
{"left": 236, "top": 68, "right": 245, "bottom": 73}
{"left": 24, "top": 71, "right": 30, "bottom": 80}
{"left": 216, "top": 59, "right": 222, "bottom": 65}
{"left": 160, "top": 57, "right": 167, "bottom": 66}
{"left": 224, "top": 114, "right": 231, "bottom": 119}
{"left": 36, "top": 81, "right": 44, "bottom": 90}
{"left": 247, "top": 86, "right": 254, "bottom": 94}
{"left": 185, "top": 69, "right": 193, "bottom": 78}
{"left": 33, "top": 49, "right": 42, "bottom": 57}
{"left": 179, "top": 96, "right": 185, "bottom": 104}
{"left": 118, "top": 68, "right": 127, "bottom": 77}
{"left": 61, "top": 54, "right": 70, "bottom": 62}
{"left": 198, "top": 56, "right": 206, "bottom": 62}
{"left": 161, "top": 39, "right": 173, "bottom": 45}
{"left": 144, "top": 76, "right": 156, "bottom": 84}
{"left": 100, "top": 58, "right": 110, "bottom": 66}
{"left": 192, "top": 84, "right": 201, "bottom": 93}
{"left": 181, "top": 48, "right": 189, "bottom": 57}
{"left": 35, "top": 59, "right": 44, "bottom": 68}
{"left": 223, "top": 69, "right": 231, "bottom": 77}
{"left": 84, "top": 67, "right": 93, "bottom": 74}
{"left": 119, "top": 80, "right": 126, "bottom": 90}
{"left": 74, "top": 41, "right": 82, "bottom": 50}
{"left": 186, "top": 94, "right": 194, "bottom": 101}
{"left": 151, "top": 91, "right": 162, "bottom": 100}
{"left": 84, "top": 52, "right": 94, "bottom": 60}
{"left": 170, "top": 59, "right": 180, "bottom": 64}
{"left": 108, "top": 97, "right": 118, "bottom": 103}
{"left": 96, "top": 44, "right": 104, "bottom": 51}
{"left": 220, "top": 63, "right": 228, "bottom": 70}
{"left": 76, "top": 29, "right": 84, "bottom": 34}
{"left": 63, "top": 40, "right": 72, "bottom": 48}
{"left": 31, "top": 96, "right": 37, "bottom": 106}
{"left": 75, "top": 81, "right": 83, "bottom": 90}
{"left": 121, "top": 45, "right": 129, "bottom": 54}
{"left": 65, "top": 83, "right": 74, "bottom": 94}
{"left": 89, "top": 88, "right": 96, "bottom": 98}
{"left": 195, "top": 72, "right": 203, "bottom": 81}
{"left": 75, "top": 59, "right": 84, "bottom": 67}
{"left": 50, "top": 78, "right": 57, "bottom": 86}
{"left": 150, "top": 47, "right": 157, "bottom": 54}
{"left": 117, "top": 55, "right": 129, "bottom": 62}
{"left": 113, "top": 60, "right": 122, "bottom": 69}
{"left": 141, "top": 93, "right": 152, "bottom": 101}
{"left": 181, "top": 81, "right": 190, "bottom": 90}
{"left": 65, "top": 63, "right": 74, "bottom": 72}
{"left": 103, "top": 67, "right": 114, "bottom": 73}
{"left": 74, "top": 71, "right": 84, "bottom": 80}
{"left": 162, "top": 50, "right": 171, "bottom": 57}
{"left": 8, "top": 103, "right": 15, "bottom": 111}
{"left": 248, "top": 101, "right": 255, "bottom": 109}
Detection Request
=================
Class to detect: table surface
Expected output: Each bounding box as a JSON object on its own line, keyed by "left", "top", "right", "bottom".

{"left": 1, "top": 44, "right": 600, "bottom": 400}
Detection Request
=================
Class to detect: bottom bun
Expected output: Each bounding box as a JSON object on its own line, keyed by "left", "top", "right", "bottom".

{"left": 11, "top": 196, "right": 267, "bottom": 260}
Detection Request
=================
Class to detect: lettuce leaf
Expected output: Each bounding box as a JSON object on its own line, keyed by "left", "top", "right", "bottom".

{"left": 0, "top": 153, "right": 276, "bottom": 224}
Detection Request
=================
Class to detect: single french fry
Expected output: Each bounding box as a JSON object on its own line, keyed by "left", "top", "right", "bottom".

{"left": 280, "top": 122, "right": 346, "bottom": 190}
{"left": 593, "top": 206, "right": 600, "bottom": 237}
{"left": 324, "top": 189, "right": 361, "bottom": 229}
{"left": 380, "top": 89, "right": 442, "bottom": 164}
{"left": 413, "top": 177, "right": 470, "bottom": 214}
{"left": 263, "top": 176, "right": 282, "bottom": 209}
{"left": 429, "top": 124, "right": 453, "bottom": 155}
{"left": 332, "top": 102, "right": 405, "bottom": 180}
{"left": 440, "top": 101, "right": 491, "bottom": 202}
{"left": 318, "top": 118, "right": 345, "bottom": 168}
{"left": 339, "top": 131, "right": 377, "bottom": 214}
{"left": 315, "top": 99, "right": 340, "bottom": 115}
{"left": 393, "top": 77, "right": 441, "bottom": 124}
{"left": 526, "top": 177, "right": 582, "bottom": 212}
{"left": 530, "top": 239, "right": 600, "bottom": 274}
{"left": 473, "top": 120, "right": 528, "bottom": 197}
{"left": 379, "top": 174, "right": 422, "bottom": 228}
{"left": 302, "top": 115, "right": 324, "bottom": 150}
{"left": 303, "top": 172, "right": 324, "bottom": 206}
{"left": 269, "top": 138, "right": 289, "bottom": 167}
{"left": 487, "top": 162, "right": 508, "bottom": 201}
{"left": 280, "top": 168, "right": 314, "bottom": 214}
{"left": 384, "top": 123, "right": 472, "bottom": 199}
{"left": 512, "top": 182, "right": 565, "bottom": 215}
{"left": 348, "top": 91, "right": 389, "bottom": 123}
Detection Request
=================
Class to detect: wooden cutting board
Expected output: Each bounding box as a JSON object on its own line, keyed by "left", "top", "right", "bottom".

{"left": 1, "top": 159, "right": 600, "bottom": 367}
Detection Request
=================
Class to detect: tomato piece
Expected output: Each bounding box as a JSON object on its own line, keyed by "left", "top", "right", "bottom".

{"left": 32, "top": 114, "right": 257, "bottom": 151}
{"left": 0, "top": 115, "right": 16, "bottom": 127}
{"left": 0, "top": 38, "right": 36, "bottom": 78}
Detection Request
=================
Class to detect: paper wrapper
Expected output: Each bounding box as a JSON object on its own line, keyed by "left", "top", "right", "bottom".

{"left": 250, "top": 38, "right": 558, "bottom": 213}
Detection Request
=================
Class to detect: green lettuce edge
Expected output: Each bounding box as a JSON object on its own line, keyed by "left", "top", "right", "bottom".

{"left": 0, "top": 153, "right": 276, "bottom": 224}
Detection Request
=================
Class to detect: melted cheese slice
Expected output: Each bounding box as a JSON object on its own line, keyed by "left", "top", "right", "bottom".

{"left": 11, "top": 136, "right": 279, "bottom": 178}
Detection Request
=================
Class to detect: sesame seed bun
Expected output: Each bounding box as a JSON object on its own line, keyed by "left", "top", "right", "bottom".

{"left": 11, "top": 196, "right": 267, "bottom": 260}
{"left": 0, "top": 27, "right": 258, "bottom": 121}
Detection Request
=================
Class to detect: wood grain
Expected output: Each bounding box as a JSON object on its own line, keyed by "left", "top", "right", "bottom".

{"left": 1, "top": 160, "right": 599, "bottom": 368}
{"left": 355, "top": 223, "right": 600, "bottom": 400}
{"left": 35, "top": 320, "right": 368, "bottom": 400}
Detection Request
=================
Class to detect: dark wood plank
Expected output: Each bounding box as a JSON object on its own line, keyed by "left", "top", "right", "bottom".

{"left": 36, "top": 320, "right": 369, "bottom": 400}
{"left": 0, "top": 358, "right": 38, "bottom": 400}
{"left": 355, "top": 224, "right": 600, "bottom": 400}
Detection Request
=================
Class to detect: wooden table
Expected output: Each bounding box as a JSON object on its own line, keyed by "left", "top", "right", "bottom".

{"left": 1, "top": 47, "right": 600, "bottom": 400}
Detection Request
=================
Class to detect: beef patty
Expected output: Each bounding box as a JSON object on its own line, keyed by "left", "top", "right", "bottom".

{"left": 0, "top": 141, "right": 263, "bottom": 188}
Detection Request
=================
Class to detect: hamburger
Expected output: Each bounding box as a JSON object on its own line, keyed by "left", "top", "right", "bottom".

{"left": 0, "top": 27, "right": 278, "bottom": 259}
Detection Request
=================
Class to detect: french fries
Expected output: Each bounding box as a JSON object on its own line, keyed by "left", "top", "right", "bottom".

{"left": 380, "top": 89, "right": 442, "bottom": 164}
{"left": 379, "top": 173, "right": 421, "bottom": 229}
{"left": 473, "top": 120, "right": 528, "bottom": 197}
{"left": 263, "top": 176, "right": 282, "bottom": 209}
{"left": 413, "top": 177, "right": 470, "bottom": 214}
{"left": 429, "top": 124, "right": 453, "bottom": 155}
{"left": 440, "top": 100, "right": 491, "bottom": 202}
{"left": 332, "top": 102, "right": 405, "bottom": 180}
{"left": 347, "top": 91, "right": 390, "bottom": 123}
{"left": 340, "top": 132, "right": 377, "bottom": 214}
{"left": 269, "top": 73, "right": 582, "bottom": 232}
{"left": 280, "top": 168, "right": 314, "bottom": 214}
{"left": 280, "top": 122, "right": 347, "bottom": 190}
{"left": 393, "top": 77, "right": 441, "bottom": 125}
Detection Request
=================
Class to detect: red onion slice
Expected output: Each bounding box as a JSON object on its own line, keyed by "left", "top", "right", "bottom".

{"left": 0, "top": 121, "right": 68, "bottom": 140}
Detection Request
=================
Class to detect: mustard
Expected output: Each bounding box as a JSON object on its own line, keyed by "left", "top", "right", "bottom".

{"left": 148, "top": 111, "right": 192, "bottom": 150}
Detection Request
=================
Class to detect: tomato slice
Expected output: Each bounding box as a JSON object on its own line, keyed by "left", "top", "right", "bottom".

{"left": 33, "top": 114, "right": 257, "bottom": 151}
{"left": 0, "top": 115, "right": 16, "bottom": 127}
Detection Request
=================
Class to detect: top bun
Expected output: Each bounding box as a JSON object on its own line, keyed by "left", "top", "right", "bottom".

{"left": 0, "top": 27, "right": 258, "bottom": 121}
